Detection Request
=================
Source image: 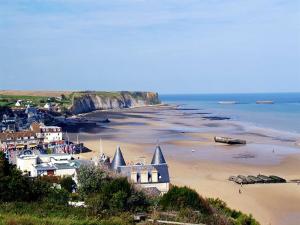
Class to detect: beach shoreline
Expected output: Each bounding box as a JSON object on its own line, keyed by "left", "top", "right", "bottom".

{"left": 70, "top": 105, "right": 300, "bottom": 225}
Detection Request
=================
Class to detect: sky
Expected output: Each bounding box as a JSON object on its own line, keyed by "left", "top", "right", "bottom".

{"left": 0, "top": 0, "right": 299, "bottom": 94}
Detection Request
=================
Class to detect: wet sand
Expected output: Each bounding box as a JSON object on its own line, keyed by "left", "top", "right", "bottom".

{"left": 68, "top": 105, "right": 300, "bottom": 225}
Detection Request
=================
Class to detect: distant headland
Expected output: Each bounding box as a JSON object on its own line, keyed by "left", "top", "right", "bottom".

{"left": 0, "top": 90, "right": 161, "bottom": 115}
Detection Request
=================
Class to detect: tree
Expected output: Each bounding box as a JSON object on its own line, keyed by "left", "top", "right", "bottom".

{"left": 77, "top": 165, "right": 106, "bottom": 197}
{"left": 159, "top": 186, "right": 212, "bottom": 214}
{"left": 45, "top": 188, "right": 69, "bottom": 205}
{"left": 86, "top": 192, "right": 109, "bottom": 215}
{"left": 0, "top": 152, "right": 34, "bottom": 201}
{"left": 110, "top": 191, "right": 128, "bottom": 212}
{"left": 60, "top": 176, "right": 76, "bottom": 193}
{"left": 61, "top": 94, "right": 67, "bottom": 100}
{"left": 79, "top": 166, "right": 149, "bottom": 214}
{"left": 0, "top": 152, "right": 67, "bottom": 204}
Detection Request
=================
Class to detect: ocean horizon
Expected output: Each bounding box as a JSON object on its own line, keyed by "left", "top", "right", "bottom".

{"left": 161, "top": 92, "right": 300, "bottom": 134}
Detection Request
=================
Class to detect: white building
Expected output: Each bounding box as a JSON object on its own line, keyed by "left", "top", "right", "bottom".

{"left": 16, "top": 150, "right": 82, "bottom": 178}
{"left": 44, "top": 103, "right": 51, "bottom": 109}
{"left": 41, "top": 126, "right": 63, "bottom": 143}
{"left": 15, "top": 100, "right": 22, "bottom": 107}
{"left": 30, "top": 123, "right": 63, "bottom": 144}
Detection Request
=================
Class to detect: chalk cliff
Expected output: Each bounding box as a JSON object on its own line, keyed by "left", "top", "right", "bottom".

{"left": 70, "top": 91, "right": 160, "bottom": 114}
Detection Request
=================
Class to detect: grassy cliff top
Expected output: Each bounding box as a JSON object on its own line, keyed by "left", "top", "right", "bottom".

{"left": 0, "top": 90, "right": 159, "bottom": 108}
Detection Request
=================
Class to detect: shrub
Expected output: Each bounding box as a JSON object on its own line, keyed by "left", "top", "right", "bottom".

{"left": 44, "top": 188, "right": 69, "bottom": 205}
{"left": 208, "top": 198, "right": 260, "bottom": 225}
{"left": 86, "top": 177, "right": 149, "bottom": 215}
{"left": 159, "top": 186, "right": 212, "bottom": 214}
{"left": 60, "top": 176, "right": 76, "bottom": 193}
{"left": 176, "top": 208, "right": 204, "bottom": 223}
{"left": 77, "top": 165, "right": 106, "bottom": 197}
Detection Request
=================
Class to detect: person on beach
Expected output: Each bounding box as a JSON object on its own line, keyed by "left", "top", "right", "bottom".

{"left": 239, "top": 189, "right": 242, "bottom": 194}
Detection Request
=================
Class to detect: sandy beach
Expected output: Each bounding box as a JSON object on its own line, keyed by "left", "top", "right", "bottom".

{"left": 68, "top": 105, "right": 300, "bottom": 225}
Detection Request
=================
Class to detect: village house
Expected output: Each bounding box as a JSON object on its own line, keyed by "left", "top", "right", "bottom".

{"left": 1, "top": 114, "right": 17, "bottom": 131}
{"left": 30, "top": 122, "right": 63, "bottom": 146}
{"left": 15, "top": 100, "right": 22, "bottom": 107}
{"left": 24, "top": 105, "right": 45, "bottom": 127}
{"left": 109, "top": 146, "right": 170, "bottom": 194}
{"left": 0, "top": 130, "right": 38, "bottom": 151}
{"left": 16, "top": 149, "right": 91, "bottom": 178}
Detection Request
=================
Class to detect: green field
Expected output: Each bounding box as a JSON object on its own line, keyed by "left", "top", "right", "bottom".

{"left": 0, "top": 94, "right": 72, "bottom": 108}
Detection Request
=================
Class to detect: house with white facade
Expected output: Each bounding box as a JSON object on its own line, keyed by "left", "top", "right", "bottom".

{"left": 16, "top": 149, "right": 91, "bottom": 179}
{"left": 30, "top": 122, "right": 63, "bottom": 145}
{"left": 15, "top": 100, "right": 22, "bottom": 107}
{"left": 43, "top": 103, "right": 51, "bottom": 109}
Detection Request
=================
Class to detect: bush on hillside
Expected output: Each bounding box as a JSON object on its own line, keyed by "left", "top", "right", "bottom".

{"left": 77, "top": 165, "right": 106, "bottom": 197}
{"left": 159, "top": 186, "right": 213, "bottom": 214}
{"left": 0, "top": 152, "right": 68, "bottom": 205}
{"left": 85, "top": 177, "right": 149, "bottom": 215}
{"left": 208, "top": 198, "right": 260, "bottom": 225}
{"left": 60, "top": 176, "right": 76, "bottom": 193}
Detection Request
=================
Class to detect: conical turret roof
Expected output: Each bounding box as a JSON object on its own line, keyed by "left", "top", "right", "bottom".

{"left": 151, "top": 146, "right": 166, "bottom": 164}
{"left": 111, "top": 146, "right": 126, "bottom": 170}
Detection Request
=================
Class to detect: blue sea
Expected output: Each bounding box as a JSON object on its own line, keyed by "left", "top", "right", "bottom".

{"left": 161, "top": 93, "right": 300, "bottom": 134}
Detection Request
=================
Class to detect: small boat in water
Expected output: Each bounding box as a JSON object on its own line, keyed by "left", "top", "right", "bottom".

{"left": 256, "top": 100, "right": 274, "bottom": 104}
{"left": 214, "top": 136, "right": 246, "bottom": 145}
{"left": 218, "top": 101, "right": 237, "bottom": 104}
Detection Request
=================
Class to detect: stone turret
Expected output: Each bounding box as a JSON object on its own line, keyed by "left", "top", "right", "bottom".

{"left": 151, "top": 146, "right": 166, "bottom": 165}
{"left": 111, "top": 146, "right": 126, "bottom": 170}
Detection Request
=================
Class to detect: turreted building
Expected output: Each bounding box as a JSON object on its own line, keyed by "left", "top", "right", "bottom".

{"left": 109, "top": 145, "right": 170, "bottom": 194}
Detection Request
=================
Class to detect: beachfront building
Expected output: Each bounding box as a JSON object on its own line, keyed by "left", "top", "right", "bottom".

{"left": 30, "top": 122, "right": 63, "bottom": 145}
{"left": 16, "top": 149, "right": 90, "bottom": 178}
{"left": 0, "top": 131, "right": 38, "bottom": 151}
{"left": 109, "top": 146, "right": 170, "bottom": 194}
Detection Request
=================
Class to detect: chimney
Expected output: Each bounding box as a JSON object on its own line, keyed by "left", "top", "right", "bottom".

{"left": 131, "top": 168, "right": 138, "bottom": 183}
{"left": 141, "top": 168, "right": 149, "bottom": 183}
{"left": 151, "top": 167, "right": 158, "bottom": 183}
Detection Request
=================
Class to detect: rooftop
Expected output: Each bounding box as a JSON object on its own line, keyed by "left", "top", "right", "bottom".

{"left": 0, "top": 131, "right": 36, "bottom": 141}
{"left": 151, "top": 146, "right": 166, "bottom": 165}
{"left": 111, "top": 146, "right": 126, "bottom": 170}
{"left": 119, "top": 164, "right": 169, "bottom": 184}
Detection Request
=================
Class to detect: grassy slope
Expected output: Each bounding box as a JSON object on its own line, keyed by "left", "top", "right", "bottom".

{"left": 0, "top": 202, "right": 132, "bottom": 225}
